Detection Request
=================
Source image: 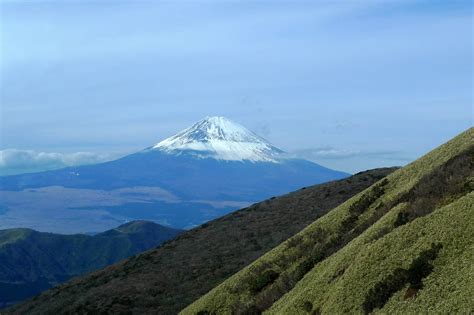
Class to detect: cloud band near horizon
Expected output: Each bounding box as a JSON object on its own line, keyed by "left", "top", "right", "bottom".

{"left": 0, "top": 149, "right": 114, "bottom": 176}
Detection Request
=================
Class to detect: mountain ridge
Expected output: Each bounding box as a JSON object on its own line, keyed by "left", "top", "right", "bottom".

{"left": 0, "top": 221, "right": 182, "bottom": 309}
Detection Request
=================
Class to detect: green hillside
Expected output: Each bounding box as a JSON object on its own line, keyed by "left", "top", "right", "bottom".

{"left": 0, "top": 229, "right": 34, "bottom": 247}
{"left": 6, "top": 168, "right": 395, "bottom": 314}
{"left": 0, "top": 221, "right": 181, "bottom": 309}
{"left": 183, "top": 127, "right": 474, "bottom": 314}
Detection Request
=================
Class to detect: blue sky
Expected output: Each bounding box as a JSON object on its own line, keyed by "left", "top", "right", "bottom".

{"left": 0, "top": 0, "right": 472, "bottom": 174}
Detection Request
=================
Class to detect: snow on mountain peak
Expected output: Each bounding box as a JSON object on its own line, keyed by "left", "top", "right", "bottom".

{"left": 152, "top": 116, "right": 284, "bottom": 162}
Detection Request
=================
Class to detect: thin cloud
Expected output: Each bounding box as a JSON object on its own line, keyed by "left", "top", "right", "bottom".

{"left": 288, "top": 147, "right": 414, "bottom": 174}
{"left": 0, "top": 149, "right": 114, "bottom": 175}
{"left": 291, "top": 147, "right": 413, "bottom": 161}
{"left": 290, "top": 147, "right": 360, "bottom": 160}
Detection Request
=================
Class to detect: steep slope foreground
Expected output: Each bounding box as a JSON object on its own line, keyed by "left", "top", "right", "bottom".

{"left": 0, "top": 221, "right": 182, "bottom": 309}
{"left": 0, "top": 116, "right": 348, "bottom": 233}
{"left": 6, "top": 168, "right": 395, "bottom": 314}
{"left": 183, "top": 128, "right": 474, "bottom": 314}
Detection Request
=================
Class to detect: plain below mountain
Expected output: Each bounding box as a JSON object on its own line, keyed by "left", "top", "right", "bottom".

{"left": 0, "top": 221, "right": 182, "bottom": 309}
{"left": 0, "top": 116, "right": 349, "bottom": 233}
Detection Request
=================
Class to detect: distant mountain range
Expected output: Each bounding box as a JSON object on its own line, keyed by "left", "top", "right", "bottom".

{"left": 8, "top": 128, "right": 472, "bottom": 314}
{"left": 0, "top": 116, "right": 348, "bottom": 233}
{"left": 0, "top": 221, "right": 181, "bottom": 309}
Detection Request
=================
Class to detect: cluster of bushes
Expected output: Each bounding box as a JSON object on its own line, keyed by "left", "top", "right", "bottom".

{"left": 302, "top": 301, "right": 321, "bottom": 314}
{"left": 249, "top": 269, "right": 280, "bottom": 293}
{"left": 231, "top": 179, "right": 394, "bottom": 313}
{"left": 357, "top": 148, "right": 471, "bottom": 313}
{"left": 393, "top": 147, "right": 473, "bottom": 229}
{"left": 341, "top": 178, "right": 389, "bottom": 232}
{"left": 349, "top": 179, "right": 388, "bottom": 216}
{"left": 363, "top": 243, "right": 442, "bottom": 313}
{"left": 368, "top": 146, "right": 473, "bottom": 244}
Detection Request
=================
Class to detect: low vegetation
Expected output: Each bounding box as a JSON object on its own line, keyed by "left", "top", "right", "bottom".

{"left": 362, "top": 242, "right": 442, "bottom": 313}
{"left": 6, "top": 168, "right": 395, "bottom": 314}
{"left": 182, "top": 128, "right": 473, "bottom": 314}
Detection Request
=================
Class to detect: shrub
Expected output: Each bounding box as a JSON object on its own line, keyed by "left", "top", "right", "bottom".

{"left": 394, "top": 211, "right": 410, "bottom": 227}
{"left": 302, "top": 301, "right": 313, "bottom": 312}
{"left": 363, "top": 243, "right": 442, "bottom": 313}
{"left": 249, "top": 269, "right": 279, "bottom": 293}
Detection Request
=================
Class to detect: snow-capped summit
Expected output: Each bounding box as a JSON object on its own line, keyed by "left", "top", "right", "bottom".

{"left": 152, "top": 116, "right": 284, "bottom": 162}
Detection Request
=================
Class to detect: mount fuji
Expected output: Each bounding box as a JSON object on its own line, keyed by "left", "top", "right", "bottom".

{"left": 151, "top": 116, "right": 284, "bottom": 162}
{"left": 0, "top": 117, "right": 349, "bottom": 233}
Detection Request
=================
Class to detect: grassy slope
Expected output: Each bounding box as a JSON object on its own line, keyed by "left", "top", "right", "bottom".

{"left": 7, "top": 168, "right": 396, "bottom": 315}
{"left": 268, "top": 193, "right": 473, "bottom": 314}
{"left": 183, "top": 127, "right": 473, "bottom": 314}
{"left": 0, "top": 229, "right": 33, "bottom": 247}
